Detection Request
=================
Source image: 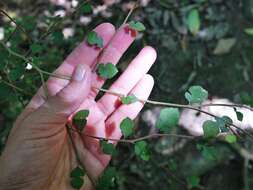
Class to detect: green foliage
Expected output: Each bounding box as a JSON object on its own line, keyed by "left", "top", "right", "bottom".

{"left": 134, "top": 140, "right": 150, "bottom": 161}
{"left": 97, "top": 63, "right": 118, "bottom": 79}
{"left": 80, "top": 3, "right": 93, "bottom": 14}
{"left": 70, "top": 177, "right": 84, "bottom": 190}
{"left": 70, "top": 166, "right": 85, "bottom": 178}
{"left": 216, "top": 116, "right": 233, "bottom": 132}
{"left": 185, "top": 86, "right": 208, "bottom": 104}
{"left": 72, "top": 110, "right": 89, "bottom": 132}
{"left": 97, "top": 167, "right": 117, "bottom": 190}
{"left": 121, "top": 95, "right": 138, "bottom": 105}
{"left": 128, "top": 21, "right": 146, "bottom": 32}
{"left": 70, "top": 166, "right": 85, "bottom": 190}
{"left": 213, "top": 38, "right": 236, "bottom": 55}
{"left": 202, "top": 120, "right": 220, "bottom": 138}
{"left": 120, "top": 117, "right": 134, "bottom": 138}
{"left": 225, "top": 134, "right": 237, "bottom": 143}
{"left": 86, "top": 31, "right": 103, "bottom": 48}
{"left": 100, "top": 140, "right": 116, "bottom": 155}
{"left": 187, "top": 175, "right": 200, "bottom": 189}
{"left": 197, "top": 144, "right": 217, "bottom": 160}
{"left": 233, "top": 108, "right": 243, "bottom": 122}
{"left": 244, "top": 28, "right": 253, "bottom": 35}
{"left": 156, "top": 108, "right": 180, "bottom": 132}
{"left": 186, "top": 9, "right": 200, "bottom": 35}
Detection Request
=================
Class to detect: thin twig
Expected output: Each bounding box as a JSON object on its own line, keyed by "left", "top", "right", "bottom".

{"left": 201, "top": 103, "right": 253, "bottom": 112}
{"left": 122, "top": 1, "right": 139, "bottom": 25}
{"left": 0, "top": 9, "right": 32, "bottom": 42}
{"left": 0, "top": 79, "right": 32, "bottom": 96}
{"left": 66, "top": 124, "right": 96, "bottom": 189}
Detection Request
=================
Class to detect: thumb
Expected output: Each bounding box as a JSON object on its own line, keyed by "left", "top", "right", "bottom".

{"left": 28, "top": 64, "right": 92, "bottom": 125}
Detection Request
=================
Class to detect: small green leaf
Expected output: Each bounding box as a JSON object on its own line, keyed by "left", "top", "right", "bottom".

{"left": 120, "top": 117, "right": 134, "bottom": 138}
{"left": 97, "top": 63, "right": 118, "bottom": 79}
{"left": 70, "top": 166, "right": 85, "bottom": 178}
{"left": 185, "top": 85, "right": 208, "bottom": 104}
{"left": 225, "top": 134, "right": 237, "bottom": 143}
{"left": 245, "top": 28, "right": 253, "bottom": 35}
{"left": 81, "top": 3, "right": 92, "bottom": 14}
{"left": 97, "top": 167, "right": 117, "bottom": 190}
{"left": 203, "top": 120, "right": 220, "bottom": 138}
{"left": 187, "top": 176, "right": 200, "bottom": 189}
{"left": 121, "top": 95, "right": 138, "bottom": 105}
{"left": 233, "top": 108, "right": 243, "bottom": 122}
{"left": 156, "top": 108, "right": 180, "bottom": 132}
{"left": 187, "top": 9, "right": 201, "bottom": 35}
{"left": 100, "top": 140, "right": 115, "bottom": 155}
{"left": 72, "top": 110, "right": 89, "bottom": 132}
{"left": 216, "top": 116, "right": 233, "bottom": 132}
{"left": 134, "top": 141, "right": 150, "bottom": 161}
{"left": 128, "top": 21, "right": 146, "bottom": 32}
{"left": 87, "top": 31, "right": 103, "bottom": 48}
{"left": 70, "top": 177, "right": 84, "bottom": 189}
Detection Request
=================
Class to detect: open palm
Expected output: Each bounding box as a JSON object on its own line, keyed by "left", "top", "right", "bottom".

{"left": 0, "top": 23, "right": 156, "bottom": 190}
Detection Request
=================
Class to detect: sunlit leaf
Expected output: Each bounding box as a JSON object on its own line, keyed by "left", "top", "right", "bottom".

{"left": 213, "top": 38, "right": 236, "bottom": 55}
{"left": 245, "top": 28, "right": 253, "bottom": 35}
{"left": 225, "top": 134, "right": 237, "bottom": 143}
{"left": 185, "top": 85, "right": 208, "bottom": 104}
{"left": 128, "top": 21, "right": 146, "bottom": 32}
{"left": 187, "top": 9, "right": 200, "bottom": 35}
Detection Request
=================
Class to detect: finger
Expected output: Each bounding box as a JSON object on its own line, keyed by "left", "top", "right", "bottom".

{"left": 25, "top": 64, "right": 92, "bottom": 126}
{"left": 26, "top": 23, "right": 116, "bottom": 111}
{"left": 97, "top": 46, "right": 157, "bottom": 117}
{"left": 89, "top": 24, "right": 136, "bottom": 98}
{"left": 86, "top": 74, "right": 154, "bottom": 166}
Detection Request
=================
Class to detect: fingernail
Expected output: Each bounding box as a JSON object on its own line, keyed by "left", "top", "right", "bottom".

{"left": 72, "top": 64, "right": 86, "bottom": 81}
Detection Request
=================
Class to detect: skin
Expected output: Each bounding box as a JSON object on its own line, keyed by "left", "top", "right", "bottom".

{"left": 0, "top": 23, "right": 157, "bottom": 190}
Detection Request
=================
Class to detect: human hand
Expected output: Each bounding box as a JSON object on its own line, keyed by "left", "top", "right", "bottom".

{"left": 0, "top": 23, "right": 157, "bottom": 190}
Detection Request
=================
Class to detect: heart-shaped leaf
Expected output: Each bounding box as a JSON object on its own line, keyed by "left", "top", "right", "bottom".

{"left": 87, "top": 31, "right": 103, "bottom": 48}
{"left": 72, "top": 110, "right": 89, "bottom": 132}
{"left": 185, "top": 85, "right": 208, "bottom": 104}
{"left": 97, "top": 63, "right": 118, "bottom": 79}
{"left": 121, "top": 95, "right": 138, "bottom": 105}
{"left": 120, "top": 117, "right": 134, "bottom": 138}
{"left": 128, "top": 21, "right": 146, "bottom": 32}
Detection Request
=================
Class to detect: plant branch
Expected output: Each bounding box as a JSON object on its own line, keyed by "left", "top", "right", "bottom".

{"left": 1, "top": 40, "right": 253, "bottom": 138}
{"left": 122, "top": 1, "right": 139, "bottom": 25}
{"left": 0, "top": 9, "right": 32, "bottom": 42}
{"left": 66, "top": 124, "right": 96, "bottom": 188}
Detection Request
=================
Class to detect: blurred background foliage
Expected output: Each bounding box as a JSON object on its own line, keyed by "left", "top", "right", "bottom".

{"left": 1, "top": 0, "right": 253, "bottom": 189}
